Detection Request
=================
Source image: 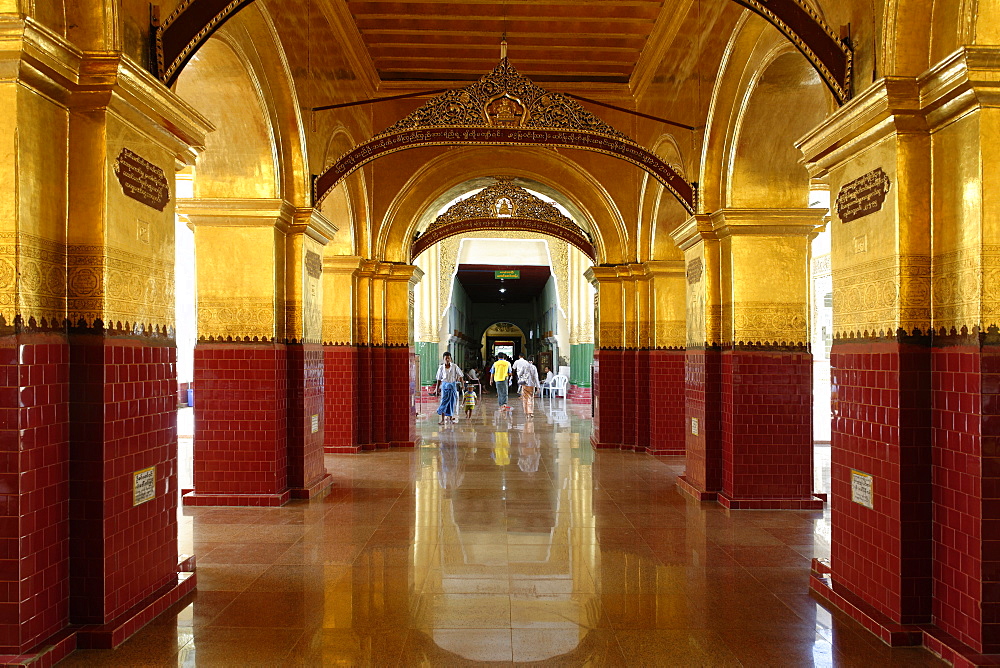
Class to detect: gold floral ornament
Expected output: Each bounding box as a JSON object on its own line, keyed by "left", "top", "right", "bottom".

{"left": 315, "top": 59, "right": 696, "bottom": 214}
{"left": 411, "top": 178, "right": 596, "bottom": 261}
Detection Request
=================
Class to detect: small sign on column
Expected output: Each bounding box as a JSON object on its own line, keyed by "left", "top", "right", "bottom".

{"left": 133, "top": 466, "right": 156, "bottom": 506}
{"left": 850, "top": 469, "right": 874, "bottom": 509}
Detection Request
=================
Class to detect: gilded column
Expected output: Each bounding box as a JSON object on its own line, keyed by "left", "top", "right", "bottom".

{"left": 671, "top": 215, "right": 723, "bottom": 500}
{"left": 801, "top": 49, "right": 1000, "bottom": 657}
{"left": 64, "top": 52, "right": 211, "bottom": 638}
{"left": 799, "top": 77, "right": 934, "bottom": 636}
{"left": 354, "top": 260, "right": 376, "bottom": 448}
{"left": 0, "top": 21, "right": 77, "bottom": 655}
{"left": 385, "top": 264, "right": 423, "bottom": 449}
{"left": 322, "top": 255, "right": 362, "bottom": 453}
{"left": 710, "top": 208, "right": 824, "bottom": 510}
{"left": 183, "top": 198, "right": 293, "bottom": 506}
{"left": 285, "top": 209, "right": 336, "bottom": 498}
{"left": 646, "top": 260, "right": 687, "bottom": 455}
{"left": 586, "top": 265, "right": 624, "bottom": 450}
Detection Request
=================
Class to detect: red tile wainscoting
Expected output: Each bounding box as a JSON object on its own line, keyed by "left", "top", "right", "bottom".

{"left": 718, "top": 348, "right": 821, "bottom": 510}
{"left": 324, "top": 345, "right": 359, "bottom": 453}
{"left": 67, "top": 335, "right": 183, "bottom": 627}
{"left": 286, "top": 344, "right": 332, "bottom": 499}
{"left": 386, "top": 348, "right": 417, "bottom": 448}
{"left": 678, "top": 347, "right": 723, "bottom": 500}
{"left": 648, "top": 349, "right": 686, "bottom": 456}
{"left": 591, "top": 349, "right": 624, "bottom": 450}
{"left": 187, "top": 343, "right": 290, "bottom": 506}
{"left": 930, "top": 340, "right": 1000, "bottom": 654}
{"left": 323, "top": 346, "right": 416, "bottom": 453}
{"left": 825, "top": 339, "right": 933, "bottom": 627}
{"left": 0, "top": 335, "right": 70, "bottom": 654}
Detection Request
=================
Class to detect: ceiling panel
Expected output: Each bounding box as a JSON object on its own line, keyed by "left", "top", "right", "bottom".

{"left": 456, "top": 264, "right": 551, "bottom": 304}
{"left": 344, "top": 0, "right": 665, "bottom": 83}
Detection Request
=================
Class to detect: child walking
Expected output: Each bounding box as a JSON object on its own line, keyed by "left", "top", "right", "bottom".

{"left": 463, "top": 385, "right": 478, "bottom": 419}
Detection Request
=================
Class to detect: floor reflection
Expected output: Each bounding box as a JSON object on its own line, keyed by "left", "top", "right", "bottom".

{"left": 60, "top": 398, "right": 943, "bottom": 666}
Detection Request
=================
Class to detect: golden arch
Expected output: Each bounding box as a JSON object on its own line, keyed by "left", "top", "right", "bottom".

{"left": 375, "top": 146, "right": 627, "bottom": 265}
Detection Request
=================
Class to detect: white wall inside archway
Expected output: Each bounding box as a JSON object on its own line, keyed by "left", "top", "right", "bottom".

{"left": 457, "top": 238, "right": 551, "bottom": 267}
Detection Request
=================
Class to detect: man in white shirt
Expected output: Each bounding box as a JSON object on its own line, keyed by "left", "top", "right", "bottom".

{"left": 433, "top": 352, "right": 464, "bottom": 424}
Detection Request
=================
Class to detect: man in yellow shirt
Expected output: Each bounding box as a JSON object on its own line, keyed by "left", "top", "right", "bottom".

{"left": 489, "top": 353, "right": 512, "bottom": 413}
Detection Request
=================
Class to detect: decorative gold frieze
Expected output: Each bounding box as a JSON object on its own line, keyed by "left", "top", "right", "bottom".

{"left": 832, "top": 254, "right": 931, "bottom": 337}
{"left": 730, "top": 303, "right": 809, "bottom": 345}
{"left": 323, "top": 316, "right": 352, "bottom": 345}
{"left": 198, "top": 299, "right": 275, "bottom": 341}
{"left": 0, "top": 233, "right": 66, "bottom": 327}
{"left": 68, "top": 244, "right": 174, "bottom": 332}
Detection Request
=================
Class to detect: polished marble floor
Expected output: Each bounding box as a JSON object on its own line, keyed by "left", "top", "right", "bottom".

{"left": 61, "top": 399, "right": 945, "bottom": 666}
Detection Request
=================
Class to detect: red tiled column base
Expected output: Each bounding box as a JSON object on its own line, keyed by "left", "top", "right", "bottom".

{"left": 680, "top": 348, "right": 722, "bottom": 498}
{"left": 568, "top": 385, "right": 591, "bottom": 404}
{"left": 69, "top": 336, "right": 179, "bottom": 624}
{"left": 324, "top": 345, "right": 359, "bottom": 453}
{"left": 812, "top": 560, "right": 1000, "bottom": 667}
{"left": 189, "top": 343, "right": 288, "bottom": 506}
{"left": 648, "top": 349, "right": 685, "bottom": 456}
{"left": 830, "top": 338, "right": 932, "bottom": 626}
{"left": 0, "top": 628, "right": 77, "bottom": 668}
{"left": 75, "top": 570, "right": 196, "bottom": 650}
{"left": 718, "top": 348, "right": 822, "bottom": 510}
{"left": 591, "top": 349, "right": 625, "bottom": 450}
{"left": 0, "top": 335, "right": 70, "bottom": 653}
{"left": 386, "top": 347, "right": 417, "bottom": 449}
{"left": 287, "top": 344, "right": 331, "bottom": 499}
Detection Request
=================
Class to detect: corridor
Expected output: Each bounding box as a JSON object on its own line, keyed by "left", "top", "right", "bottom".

{"left": 61, "top": 400, "right": 943, "bottom": 667}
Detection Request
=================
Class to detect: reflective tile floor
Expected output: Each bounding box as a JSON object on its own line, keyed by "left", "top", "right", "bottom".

{"left": 61, "top": 400, "right": 945, "bottom": 666}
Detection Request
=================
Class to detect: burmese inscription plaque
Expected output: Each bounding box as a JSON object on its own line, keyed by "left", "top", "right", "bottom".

{"left": 836, "top": 168, "right": 891, "bottom": 223}
{"left": 114, "top": 148, "right": 170, "bottom": 211}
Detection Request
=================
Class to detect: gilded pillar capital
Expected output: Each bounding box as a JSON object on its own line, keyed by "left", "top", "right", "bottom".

{"left": 709, "top": 208, "right": 826, "bottom": 239}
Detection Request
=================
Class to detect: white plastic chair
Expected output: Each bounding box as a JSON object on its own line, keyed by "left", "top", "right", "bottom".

{"left": 551, "top": 374, "right": 568, "bottom": 399}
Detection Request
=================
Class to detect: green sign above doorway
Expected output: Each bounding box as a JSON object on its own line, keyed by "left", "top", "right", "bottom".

{"left": 495, "top": 270, "right": 520, "bottom": 279}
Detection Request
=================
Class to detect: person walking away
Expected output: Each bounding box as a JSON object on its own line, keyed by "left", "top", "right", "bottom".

{"left": 513, "top": 354, "right": 540, "bottom": 417}
{"left": 434, "top": 352, "right": 463, "bottom": 424}
{"left": 490, "top": 353, "right": 512, "bottom": 413}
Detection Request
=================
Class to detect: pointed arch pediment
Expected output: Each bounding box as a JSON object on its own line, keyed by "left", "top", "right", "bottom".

{"left": 411, "top": 178, "right": 595, "bottom": 262}
{"left": 314, "top": 58, "right": 697, "bottom": 215}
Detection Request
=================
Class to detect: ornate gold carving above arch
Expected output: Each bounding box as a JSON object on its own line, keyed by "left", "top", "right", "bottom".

{"left": 315, "top": 59, "right": 698, "bottom": 215}
{"left": 411, "top": 178, "right": 595, "bottom": 262}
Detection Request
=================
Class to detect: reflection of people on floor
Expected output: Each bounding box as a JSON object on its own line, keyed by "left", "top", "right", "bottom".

{"left": 437, "top": 425, "right": 464, "bottom": 490}
{"left": 492, "top": 428, "right": 510, "bottom": 466}
{"left": 516, "top": 419, "right": 540, "bottom": 473}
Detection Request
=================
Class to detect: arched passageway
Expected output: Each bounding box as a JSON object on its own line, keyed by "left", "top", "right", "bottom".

{"left": 0, "top": 1, "right": 995, "bottom": 665}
